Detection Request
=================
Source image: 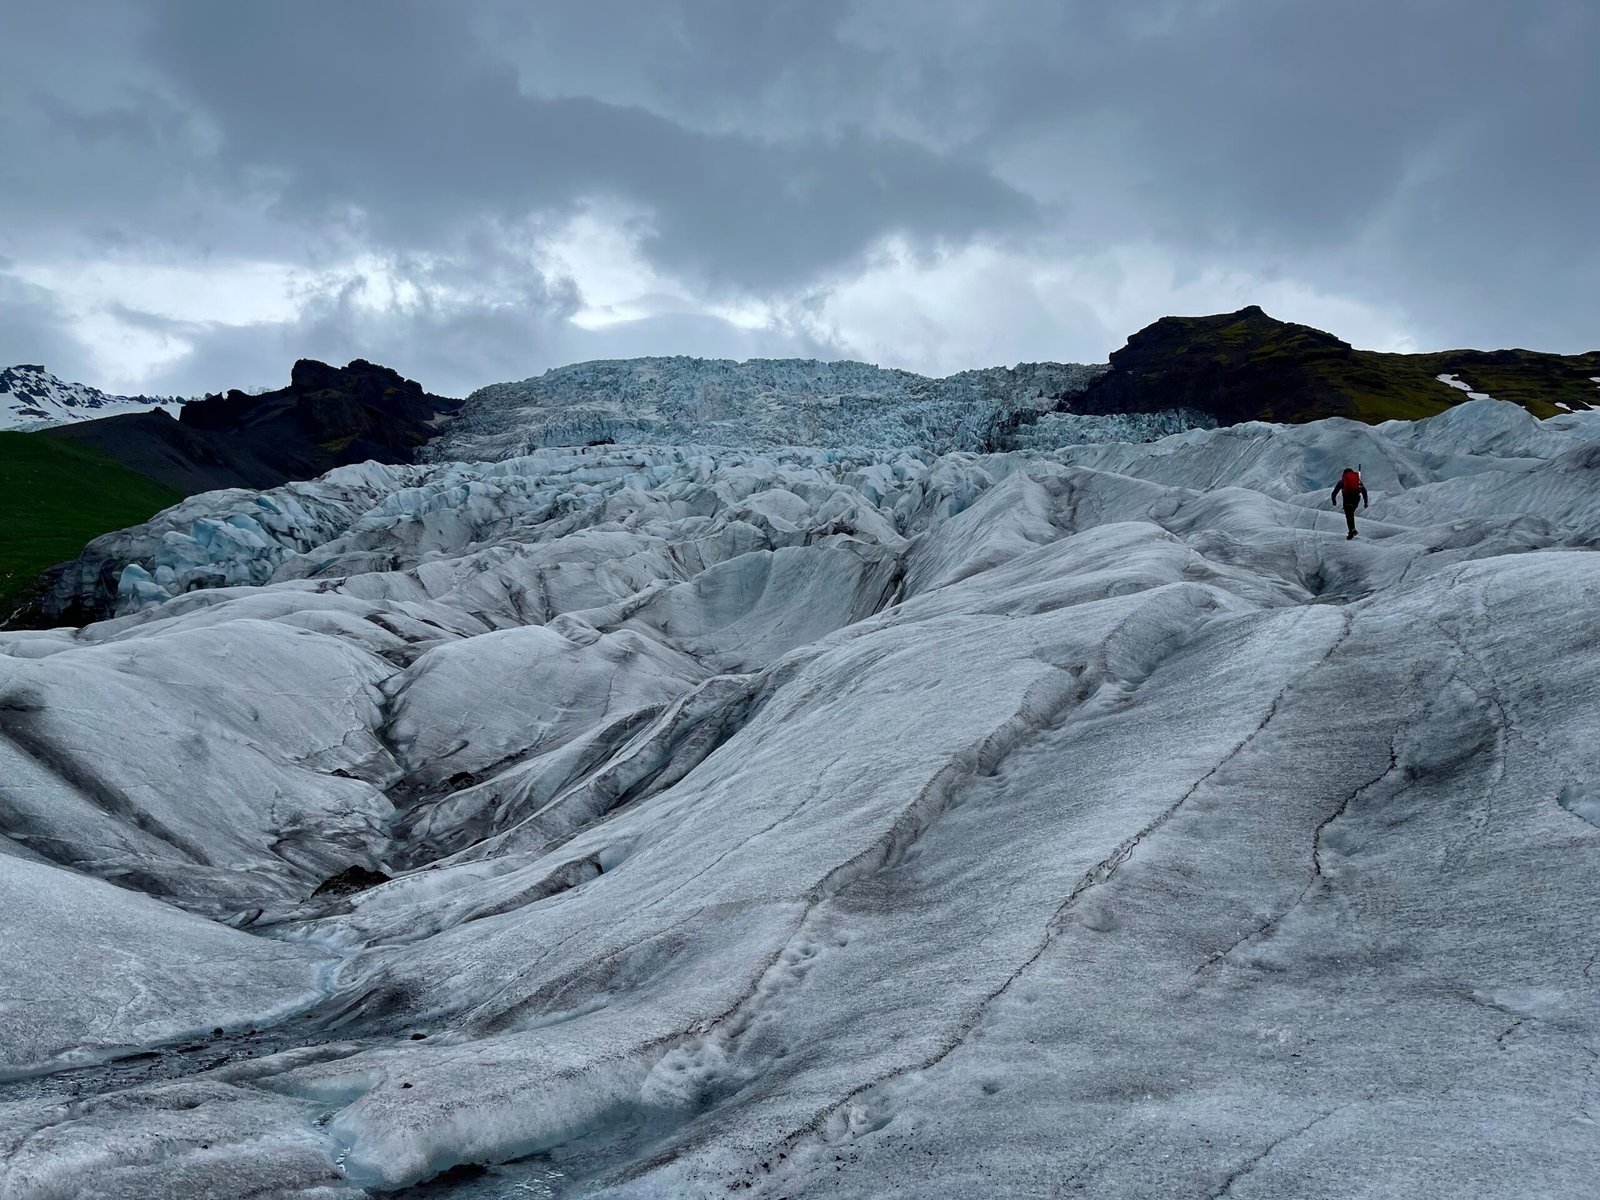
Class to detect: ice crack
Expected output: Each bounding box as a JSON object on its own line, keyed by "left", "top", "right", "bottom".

{"left": 1207, "top": 1097, "right": 1372, "bottom": 1198}
{"left": 765, "top": 609, "right": 1354, "bottom": 1175}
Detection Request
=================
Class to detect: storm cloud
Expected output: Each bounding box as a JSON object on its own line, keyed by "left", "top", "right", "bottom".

{"left": 1, "top": 0, "right": 1594, "bottom": 396}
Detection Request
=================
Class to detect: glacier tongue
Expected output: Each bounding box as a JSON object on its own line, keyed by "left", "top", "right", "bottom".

{"left": 2, "top": 398, "right": 1599, "bottom": 1197}
{"left": 430, "top": 356, "right": 1114, "bottom": 459}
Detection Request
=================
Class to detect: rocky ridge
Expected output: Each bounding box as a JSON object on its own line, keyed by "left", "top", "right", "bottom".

{"left": 1071, "top": 305, "right": 1600, "bottom": 425}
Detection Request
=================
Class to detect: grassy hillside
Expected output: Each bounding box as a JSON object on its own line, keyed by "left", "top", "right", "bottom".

{"left": 1073, "top": 306, "right": 1600, "bottom": 425}
{"left": 0, "top": 431, "right": 183, "bottom": 619}
{"left": 1397, "top": 348, "right": 1600, "bottom": 418}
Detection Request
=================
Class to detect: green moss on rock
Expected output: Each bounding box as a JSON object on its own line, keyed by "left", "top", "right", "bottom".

{"left": 1073, "top": 306, "right": 1599, "bottom": 426}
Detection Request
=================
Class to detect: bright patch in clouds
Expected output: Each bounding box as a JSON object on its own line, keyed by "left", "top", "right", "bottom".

{"left": 796, "top": 237, "right": 1419, "bottom": 375}
{"left": 542, "top": 204, "right": 775, "bottom": 336}
{"left": 9, "top": 258, "right": 308, "bottom": 390}
{"left": 542, "top": 207, "right": 671, "bottom": 331}
{"left": 59, "top": 310, "right": 193, "bottom": 388}
{"left": 1056, "top": 245, "right": 1423, "bottom": 354}
{"left": 14, "top": 259, "right": 306, "bottom": 326}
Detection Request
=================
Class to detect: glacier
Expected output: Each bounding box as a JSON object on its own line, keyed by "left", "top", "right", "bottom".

{"left": 429, "top": 356, "right": 1117, "bottom": 459}
{"left": 1, "top": 397, "right": 1598, "bottom": 1197}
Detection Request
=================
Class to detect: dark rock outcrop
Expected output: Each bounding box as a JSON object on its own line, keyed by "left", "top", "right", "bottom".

{"left": 177, "top": 358, "right": 461, "bottom": 484}
{"left": 43, "top": 409, "right": 284, "bottom": 494}
{"left": 1071, "top": 306, "right": 1599, "bottom": 425}
{"left": 311, "top": 864, "right": 392, "bottom": 898}
{"left": 40, "top": 358, "right": 460, "bottom": 496}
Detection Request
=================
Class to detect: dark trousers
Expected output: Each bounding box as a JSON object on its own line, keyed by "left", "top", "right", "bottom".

{"left": 1343, "top": 499, "right": 1360, "bottom": 535}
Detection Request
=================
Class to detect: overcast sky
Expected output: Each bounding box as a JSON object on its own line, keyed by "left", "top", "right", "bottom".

{"left": 2, "top": 0, "right": 1595, "bottom": 397}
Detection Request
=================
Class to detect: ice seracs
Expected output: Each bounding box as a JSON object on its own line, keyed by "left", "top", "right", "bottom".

{"left": 431, "top": 355, "right": 1120, "bottom": 458}
{"left": 2, "top": 397, "right": 1598, "bottom": 1197}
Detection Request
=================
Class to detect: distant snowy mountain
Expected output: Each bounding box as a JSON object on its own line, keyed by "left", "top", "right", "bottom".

{"left": 431, "top": 356, "right": 1140, "bottom": 459}
{"left": 0, "top": 364, "right": 189, "bottom": 430}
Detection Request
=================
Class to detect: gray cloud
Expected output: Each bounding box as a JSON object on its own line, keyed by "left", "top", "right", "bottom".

{"left": 129, "top": 259, "right": 840, "bottom": 398}
{"left": 856, "top": 0, "right": 1600, "bottom": 349}
{"left": 127, "top": 257, "right": 581, "bottom": 398}
{"left": 134, "top": 0, "right": 1034, "bottom": 291}
{"left": 0, "top": 275, "right": 93, "bottom": 375}
{"left": 1, "top": 0, "right": 1594, "bottom": 398}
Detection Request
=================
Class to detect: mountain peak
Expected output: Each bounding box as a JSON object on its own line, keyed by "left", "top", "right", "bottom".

{"left": 1, "top": 364, "right": 186, "bottom": 430}
{"left": 1077, "top": 309, "right": 1595, "bottom": 425}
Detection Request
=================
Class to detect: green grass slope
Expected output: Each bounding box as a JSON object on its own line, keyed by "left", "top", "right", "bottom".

{"left": 0, "top": 431, "right": 183, "bottom": 618}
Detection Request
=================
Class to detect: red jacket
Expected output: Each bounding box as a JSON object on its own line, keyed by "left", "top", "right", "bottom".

{"left": 1332, "top": 472, "right": 1369, "bottom": 505}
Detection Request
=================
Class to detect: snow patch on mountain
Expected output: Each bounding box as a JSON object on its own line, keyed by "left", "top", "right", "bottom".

{"left": 0, "top": 364, "right": 190, "bottom": 430}
{"left": 1436, "top": 371, "right": 1494, "bottom": 401}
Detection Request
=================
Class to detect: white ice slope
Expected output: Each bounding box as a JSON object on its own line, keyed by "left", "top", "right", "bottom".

{"left": 0, "top": 364, "right": 188, "bottom": 430}
{"left": 431, "top": 356, "right": 1122, "bottom": 458}
{"left": 1, "top": 398, "right": 1598, "bottom": 1198}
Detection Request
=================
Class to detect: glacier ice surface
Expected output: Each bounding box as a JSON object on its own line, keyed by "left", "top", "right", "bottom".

{"left": 2, "top": 398, "right": 1599, "bottom": 1197}
{"left": 428, "top": 356, "right": 1112, "bottom": 459}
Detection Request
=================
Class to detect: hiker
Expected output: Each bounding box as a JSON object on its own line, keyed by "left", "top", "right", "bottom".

{"left": 1331, "top": 466, "right": 1369, "bottom": 539}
